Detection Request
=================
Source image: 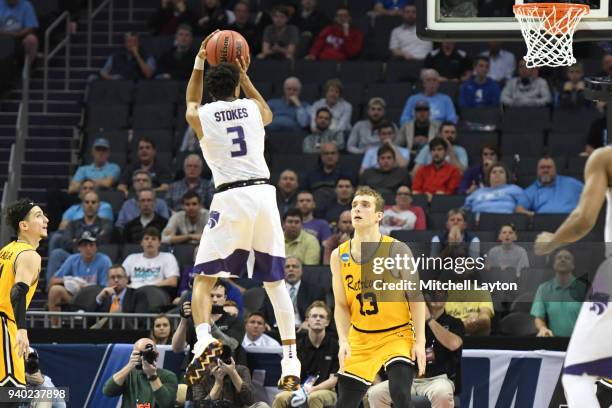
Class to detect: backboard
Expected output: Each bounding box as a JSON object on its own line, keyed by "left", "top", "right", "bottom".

{"left": 416, "top": 0, "right": 612, "bottom": 42}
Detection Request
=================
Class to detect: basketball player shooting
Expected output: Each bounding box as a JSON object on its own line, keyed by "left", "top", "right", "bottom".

{"left": 535, "top": 146, "right": 612, "bottom": 407}
{"left": 184, "top": 33, "right": 301, "bottom": 390}
{"left": 0, "top": 199, "right": 47, "bottom": 391}
{"left": 330, "top": 186, "right": 425, "bottom": 407}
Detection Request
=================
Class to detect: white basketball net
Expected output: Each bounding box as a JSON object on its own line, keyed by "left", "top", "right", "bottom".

{"left": 514, "top": 3, "right": 589, "bottom": 67}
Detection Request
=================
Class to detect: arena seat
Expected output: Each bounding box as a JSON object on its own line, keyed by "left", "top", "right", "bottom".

{"left": 366, "top": 82, "right": 413, "bottom": 108}
{"left": 477, "top": 213, "right": 530, "bottom": 231}
{"left": 86, "top": 104, "right": 130, "bottom": 131}
{"left": 459, "top": 131, "right": 499, "bottom": 163}
{"left": 567, "top": 156, "right": 588, "bottom": 174}
{"left": 253, "top": 82, "right": 273, "bottom": 100}
{"left": 97, "top": 244, "right": 121, "bottom": 263}
{"left": 132, "top": 104, "right": 175, "bottom": 130}
{"left": 243, "top": 286, "right": 266, "bottom": 315}
{"left": 270, "top": 153, "right": 319, "bottom": 174}
{"left": 172, "top": 244, "right": 197, "bottom": 269}
{"left": 427, "top": 212, "right": 448, "bottom": 231}
{"left": 459, "top": 107, "right": 502, "bottom": 129}
{"left": 87, "top": 80, "right": 134, "bottom": 105}
{"left": 135, "top": 285, "right": 170, "bottom": 313}
{"left": 499, "top": 312, "right": 537, "bottom": 336}
{"left": 133, "top": 80, "right": 181, "bottom": 105}
{"left": 247, "top": 60, "right": 291, "bottom": 83}
{"left": 347, "top": 0, "right": 375, "bottom": 17}
{"left": 510, "top": 291, "right": 536, "bottom": 314}
{"left": 551, "top": 108, "right": 600, "bottom": 135}
{"left": 84, "top": 130, "right": 129, "bottom": 152}
{"left": 131, "top": 129, "right": 175, "bottom": 153}
{"left": 266, "top": 131, "right": 307, "bottom": 154}
{"left": 97, "top": 190, "right": 125, "bottom": 215}
{"left": 391, "top": 229, "right": 436, "bottom": 243}
{"left": 342, "top": 83, "right": 364, "bottom": 108}
{"left": 70, "top": 285, "right": 103, "bottom": 312}
{"left": 411, "top": 194, "right": 429, "bottom": 209}
{"left": 139, "top": 35, "right": 174, "bottom": 59}
{"left": 519, "top": 267, "right": 554, "bottom": 294}
{"left": 531, "top": 214, "right": 570, "bottom": 231}
{"left": 294, "top": 60, "right": 338, "bottom": 84}
{"left": 302, "top": 265, "right": 332, "bottom": 292}
{"left": 501, "top": 132, "right": 545, "bottom": 157}
{"left": 430, "top": 195, "right": 466, "bottom": 214}
{"left": 385, "top": 60, "right": 424, "bottom": 83}
{"left": 339, "top": 61, "right": 382, "bottom": 84}
{"left": 547, "top": 132, "right": 587, "bottom": 156}
{"left": 502, "top": 107, "right": 551, "bottom": 134}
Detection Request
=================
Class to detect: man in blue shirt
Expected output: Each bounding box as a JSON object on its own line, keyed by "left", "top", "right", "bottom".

{"left": 47, "top": 231, "right": 112, "bottom": 327}
{"left": 0, "top": 0, "right": 39, "bottom": 65}
{"left": 267, "top": 76, "right": 311, "bottom": 131}
{"left": 59, "top": 179, "right": 114, "bottom": 229}
{"left": 116, "top": 170, "right": 170, "bottom": 228}
{"left": 459, "top": 56, "right": 501, "bottom": 108}
{"left": 68, "top": 137, "right": 121, "bottom": 194}
{"left": 523, "top": 156, "right": 583, "bottom": 213}
{"left": 411, "top": 121, "right": 468, "bottom": 177}
{"left": 400, "top": 68, "right": 457, "bottom": 125}
{"left": 360, "top": 121, "right": 409, "bottom": 172}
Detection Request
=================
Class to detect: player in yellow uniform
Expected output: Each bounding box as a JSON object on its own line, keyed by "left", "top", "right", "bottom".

{"left": 330, "top": 186, "right": 425, "bottom": 407}
{"left": 0, "top": 199, "right": 48, "bottom": 388}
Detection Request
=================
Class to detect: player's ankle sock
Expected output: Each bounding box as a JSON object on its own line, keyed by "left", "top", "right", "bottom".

{"left": 195, "top": 322, "right": 212, "bottom": 342}
{"left": 263, "top": 281, "right": 297, "bottom": 360}
{"left": 562, "top": 374, "right": 599, "bottom": 407}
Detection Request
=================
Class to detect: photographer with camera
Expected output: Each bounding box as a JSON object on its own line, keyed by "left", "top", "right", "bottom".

{"left": 102, "top": 338, "right": 178, "bottom": 407}
{"left": 191, "top": 345, "right": 270, "bottom": 408}
{"left": 18, "top": 348, "right": 66, "bottom": 408}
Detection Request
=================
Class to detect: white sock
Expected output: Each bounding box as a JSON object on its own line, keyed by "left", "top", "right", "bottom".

{"left": 263, "top": 280, "right": 297, "bottom": 360}
{"left": 562, "top": 374, "right": 600, "bottom": 408}
{"left": 195, "top": 323, "right": 212, "bottom": 342}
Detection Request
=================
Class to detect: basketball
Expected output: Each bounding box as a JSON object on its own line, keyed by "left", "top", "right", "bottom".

{"left": 205, "top": 30, "right": 250, "bottom": 66}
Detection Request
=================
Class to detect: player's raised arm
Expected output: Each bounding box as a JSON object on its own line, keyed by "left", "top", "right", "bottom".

{"left": 235, "top": 55, "right": 273, "bottom": 126}
{"left": 330, "top": 248, "right": 351, "bottom": 369}
{"left": 535, "top": 147, "right": 610, "bottom": 255}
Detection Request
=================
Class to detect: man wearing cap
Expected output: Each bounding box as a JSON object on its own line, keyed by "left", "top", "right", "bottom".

{"left": 397, "top": 100, "right": 440, "bottom": 157}
{"left": 68, "top": 137, "right": 121, "bottom": 194}
{"left": 347, "top": 97, "right": 394, "bottom": 154}
{"left": 47, "top": 231, "right": 112, "bottom": 327}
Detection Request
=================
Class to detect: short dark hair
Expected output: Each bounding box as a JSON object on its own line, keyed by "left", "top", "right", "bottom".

{"left": 246, "top": 311, "right": 266, "bottom": 322}
{"left": 322, "top": 79, "right": 343, "bottom": 96}
{"left": 316, "top": 107, "right": 332, "bottom": 117}
{"left": 377, "top": 144, "right": 396, "bottom": 159}
{"left": 481, "top": 144, "right": 499, "bottom": 156}
{"left": 213, "top": 280, "right": 227, "bottom": 293}
{"left": 182, "top": 190, "right": 201, "bottom": 203}
{"left": 474, "top": 55, "right": 490, "bottom": 66}
{"left": 429, "top": 137, "right": 447, "bottom": 151}
{"left": 439, "top": 121, "right": 456, "bottom": 132}
{"left": 272, "top": 5, "right": 289, "bottom": 16}
{"left": 139, "top": 137, "right": 156, "bottom": 150}
{"left": 108, "top": 264, "right": 127, "bottom": 276}
{"left": 5, "top": 198, "right": 36, "bottom": 233}
{"left": 137, "top": 188, "right": 156, "bottom": 199}
{"left": 283, "top": 208, "right": 303, "bottom": 222}
{"left": 336, "top": 177, "right": 353, "bottom": 187}
{"left": 375, "top": 120, "right": 395, "bottom": 133}
{"left": 143, "top": 226, "right": 161, "bottom": 240}
{"left": 205, "top": 63, "right": 240, "bottom": 100}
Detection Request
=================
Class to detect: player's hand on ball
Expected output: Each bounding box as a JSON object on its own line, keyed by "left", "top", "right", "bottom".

{"left": 414, "top": 342, "right": 426, "bottom": 377}
{"left": 534, "top": 232, "right": 555, "bottom": 255}
{"left": 235, "top": 55, "right": 251, "bottom": 76}
{"left": 338, "top": 340, "right": 351, "bottom": 372}
{"left": 199, "top": 29, "right": 220, "bottom": 60}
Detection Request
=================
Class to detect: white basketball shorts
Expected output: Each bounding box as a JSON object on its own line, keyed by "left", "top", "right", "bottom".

{"left": 193, "top": 183, "right": 285, "bottom": 282}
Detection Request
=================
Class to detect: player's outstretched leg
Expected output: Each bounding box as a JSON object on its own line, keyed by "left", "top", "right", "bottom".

{"left": 562, "top": 374, "right": 600, "bottom": 407}
{"left": 186, "top": 274, "right": 223, "bottom": 385}
{"left": 263, "top": 280, "right": 301, "bottom": 391}
{"left": 387, "top": 360, "right": 416, "bottom": 408}
{"left": 336, "top": 374, "right": 370, "bottom": 407}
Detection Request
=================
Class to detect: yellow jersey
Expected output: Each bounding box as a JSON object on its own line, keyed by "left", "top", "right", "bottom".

{"left": 0, "top": 241, "right": 39, "bottom": 321}
{"left": 338, "top": 235, "right": 413, "bottom": 333}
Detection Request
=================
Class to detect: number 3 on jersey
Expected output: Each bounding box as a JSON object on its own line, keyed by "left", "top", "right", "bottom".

{"left": 228, "top": 126, "right": 247, "bottom": 157}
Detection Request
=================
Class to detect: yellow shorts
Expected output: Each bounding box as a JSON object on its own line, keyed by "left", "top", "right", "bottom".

{"left": 341, "top": 325, "right": 415, "bottom": 385}
{"left": 0, "top": 314, "right": 25, "bottom": 386}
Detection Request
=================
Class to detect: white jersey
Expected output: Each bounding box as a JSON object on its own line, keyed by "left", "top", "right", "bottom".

{"left": 605, "top": 189, "right": 612, "bottom": 247}
{"left": 198, "top": 98, "right": 270, "bottom": 187}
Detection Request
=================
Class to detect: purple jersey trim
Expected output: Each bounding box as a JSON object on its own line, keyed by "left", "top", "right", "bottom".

{"left": 193, "top": 249, "right": 285, "bottom": 282}
{"left": 564, "top": 356, "right": 612, "bottom": 377}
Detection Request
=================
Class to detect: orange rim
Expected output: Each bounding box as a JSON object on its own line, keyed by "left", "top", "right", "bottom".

{"left": 514, "top": 3, "right": 589, "bottom": 34}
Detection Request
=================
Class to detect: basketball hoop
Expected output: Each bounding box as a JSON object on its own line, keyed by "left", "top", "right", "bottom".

{"left": 513, "top": 2, "right": 589, "bottom": 67}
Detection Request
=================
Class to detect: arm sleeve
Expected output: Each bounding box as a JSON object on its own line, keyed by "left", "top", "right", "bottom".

{"left": 109, "top": 163, "right": 121, "bottom": 181}
{"left": 235, "top": 366, "right": 256, "bottom": 405}
{"left": 413, "top": 206, "right": 426, "bottom": 230}
{"left": 54, "top": 257, "right": 72, "bottom": 278}
{"left": 456, "top": 147, "right": 468, "bottom": 168}
{"left": 447, "top": 167, "right": 461, "bottom": 194}
{"left": 152, "top": 370, "right": 178, "bottom": 408}
{"left": 161, "top": 214, "right": 179, "bottom": 244}
{"left": 346, "top": 125, "right": 362, "bottom": 154}
{"left": 501, "top": 81, "right": 514, "bottom": 106}
{"left": 102, "top": 376, "right": 125, "bottom": 397}
{"left": 412, "top": 168, "right": 424, "bottom": 192}
{"left": 309, "top": 27, "right": 328, "bottom": 57}
{"left": 530, "top": 285, "right": 546, "bottom": 318}
{"left": 156, "top": 199, "right": 171, "bottom": 219}
{"left": 338, "top": 101, "right": 352, "bottom": 132}
{"left": 342, "top": 30, "right": 363, "bottom": 58}
{"left": 24, "top": 2, "right": 39, "bottom": 28}
{"left": 399, "top": 96, "right": 415, "bottom": 126}
{"left": 164, "top": 255, "right": 181, "bottom": 278}
{"left": 304, "top": 238, "right": 322, "bottom": 265}
{"left": 459, "top": 83, "right": 472, "bottom": 108}
{"left": 72, "top": 166, "right": 86, "bottom": 182}
{"left": 445, "top": 96, "right": 458, "bottom": 123}
{"left": 414, "top": 146, "right": 429, "bottom": 166}
{"left": 389, "top": 27, "right": 400, "bottom": 50}
{"left": 296, "top": 102, "right": 311, "bottom": 128}
{"left": 98, "top": 256, "right": 112, "bottom": 287}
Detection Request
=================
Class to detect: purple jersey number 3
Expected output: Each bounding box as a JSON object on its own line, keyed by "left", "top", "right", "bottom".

{"left": 228, "top": 126, "right": 247, "bottom": 157}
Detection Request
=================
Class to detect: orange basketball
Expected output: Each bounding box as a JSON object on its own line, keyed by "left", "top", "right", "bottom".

{"left": 205, "top": 30, "right": 250, "bottom": 66}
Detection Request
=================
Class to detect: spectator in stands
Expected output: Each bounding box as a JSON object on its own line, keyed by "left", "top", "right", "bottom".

{"left": 459, "top": 56, "right": 501, "bottom": 108}
{"left": 194, "top": 0, "right": 233, "bottom": 35}
{"left": 262, "top": 256, "right": 326, "bottom": 335}
{"left": 485, "top": 224, "right": 529, "bottom": 278}
{"left": 321, "top": 177, "right": 354, "bottom": 223}
{"left": 277, "top": 169, "right": 299, "bottom": 216}
{"left": 396, "top": 100, "right": 440, "bottom": 157}
{"left": 388, "top": 4, "right": 433, "bottom": 60}
{"left": 58, "top": 180, "right": 113, "bottom": 230}
{"left": 68, "top": 138, "right": 120, "bottom": 194}
{"left": 431, "top": 208, "right": 480, "bottom": 260}
{"left": 95, "top": 265, "right": 148, "bottom": 314}
{"left": 446, "top": 272, "right": 494, "bottom": 336}
{"left": 117, "top": 170, "right": 171, "bottom": 229}
{"left": 273, "top": 301, "right": 339, "bottom": 408}
{"left": 323, "top": 210, "right": 352, "bottom": 264}
{"left": 122, "top": 227, "right": 180, "bottom": 291}
{"left": 360, "top": 145, "right": 410, "bottom": 196}
{"left": 411, "top": 121, "right": 468, "bottom": 176}
{"left": 480, "top": 42, "right": 516, "bottom": 83}
{"left": 296, "top": 191, "right": 331, "bottom": 243}
{"left": 149, "top": 0, "right": 196, "bottom": 35}
{"left": 156, "top": 24, "right": 196, "bottom": 80}
{"left": 258, "top": 6, "right": 299, "bottom": 60}
{"left": 584, "top": 114, "right": 607, "bottom": 156}
{"left": 102, "top": 338, "right": 178, "bottom": 407}
{"left": 47, "top": 232, "right": 112, "bottom": 327}
{"left": 166, "top": 153, "right": 212, "bottom": 211}
{"left": 459, "top": 144, "right": 498, "bottom": 195}
{"left": 310, "top": 79, "right": 352, "bottom": 133}
{"left": 284, "top": 208, "right": 321, "bottom": 265}
{"left": 380, "top": 185, "right": 426, "bottom": 235}
{"left": 290, "top": 0, "right": 330, "bottom": 57}
{"left": 242, "top": 312, "right": 282, "bottom": 349}
{"left": 412, "top": 138, "right": 462, "bottom": 199}
{"left": 501, "top": 59, "right": 552, "bottom": 107}
{"left": 347, "top": 97, "right": 391, "bottom": 154}
{"left": 99, "top": 32, "right": 155, "bottom": 80}
{"left": 440, "top": 0, "right": 477, "bottom": 17}
{"left": 118, "top": 138, "right": 173, "bottom": 196}
{"left": 306, "top": 6, "right": 363, "bottom": 61}
{"left": 523, "top": 156, "right": 583, "bottom": 214}
{"left": 47, "top": 191, "right": 113, "bottom": 281}
{"left": 268, "top": 76, "right": 311, "bottom": 132}
{"left": 464, "top": 163, "right": 532, "bottom": 215}
{"left": 303, "top": 143, "right": 355, "bottom": 209}
{"left": 424, "top": 42, "right": 471, "bottom": 82}
{"left": 0, "top": 0, "right": 38, "bottom": 65}
{"left": 559, "top": 62, "right": 588, "bottom": 109}
{"left": 303, "top": 107, "right": 345, "bottom": 153}
{"left": 123, "top": 189, "right": 169, "bottom": 243}
{"left": 360, "top": 121, "right": 409, "bottom": 172}
{"left": 229, "top": 0, "right": 261, "bottom": 54}
{"left": 161, "top": 191, "right": 208, "bottom": 244}
{"left": 531, "top": 249, "right": 587, "bottom": 337}
{"left": 368, "top": 290, "right": 463, "bottom": 407}
{"left": 400, "top": 69, "right": 458, "bottom": 126}
{"left": 371, "top": 0, "right": 407, "bottom": 15}
{"left": 150, "top": 314, "right": 173, "bottom": 345}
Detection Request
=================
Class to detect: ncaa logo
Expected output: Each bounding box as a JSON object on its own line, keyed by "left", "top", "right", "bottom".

{"left": 341, "top": 253, "right": 350, "bottom": 263}
{"left": 589, "top": 292, "right": 609, "bottom": 316}
{"left": 207, "top": 211, "right": 220, "bottom": 229}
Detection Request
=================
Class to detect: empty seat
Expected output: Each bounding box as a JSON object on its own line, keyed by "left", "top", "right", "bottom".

{"left": 294, "top": 60, "right": 339, "bottom": 84}
{"left": 501, "top": 132, "right": 545, "bottom": 157}
{"left": 98, "top": 190, "right": 126, "bottom": 215}
{"left": 385, "top": 60, "right": 424, "bottom": 83}
{"left": 253, "top": 81, "right": 273, "bottom": 100}
{"left": 339, "top": 61, "right": 382, "bottom": 84}
{"left": 172, "top": 244, "right": 196, "bottom": 268}
{"left": 411, "top": 194, "right": 429, "bottom": 209}
{"left": 499, "top": 312, "right": 537, "bottom": 336}
{"left": 139, "top": 36, "right": 174, "bottom": 59}
{"left": 342, "top": 83, "right": 364, "bottom": 107}
{"left": 427, "top": 212, "right": 448, "bottom": 231}
{"left": 474, "top": 230, "right": 497, "bottom": 243}
{"left": 87, "top": 80, "right": 134, "bottom": 105}
{"left": 372, "top": 15, "right": 402, "bottom": 38}
{"left": 134, "top": 80, "right": 181, "bottom": 104}
{"left": 175, "top": 104, "right": 188, "bottom": 133}
{"left": 430, "top": 195, "right": 466, "bottom": 213}
{"left": 459, "top": 107, "right": 502, "bottom": 129}
{"left": 71, "top": 285, "right": 103, "bottom": 312}
{"left": 390, "top": 229, "right": 436, "bottom": 243}
{"left": 340, "top": 154, "right": 363, "bottom": 174}
{"left": 86, "top": 104, "right": 129, "bottom": 131}
{"left": 437, "top": 81, "right": 460, "bottom": 103}
{"left": 366, "top": 82, "right": 412, "bottom": 108}
{"left": 361, "top": 32, "right": 391, "bottom": 61}
{"left": 270, "top": 153, "right": 319, "bottom": 175}
{"left": 502, "top": 107, "right": 551, "bottom": 133}
{"left": 347, "top": 0, "right": 376, "bottom": 16}
{"left": 135, "top": 285, "right": 170, "bottom": 313}
{"left": 531, "top": 214, "right": 568, "bottom": 231}
{"left": 477, "top": 213, "right": 530, "bottom": 231}
{"left": 248, "top": 60, "right": 291, "bottom": 83}
{"left": 243, "top": 286, "right": 266, "bottom": 315}
{"left": 266, "top": 131, "right": 307, "bottom": 154}
{"left": 547, "top": 132, "right": 587, "bottom": 156}
{"left": 131, "top": 129, "right": 175, "bottom": 153}
{"left": 460, "top": 131, "right": 499, "bottom": 163}
{"left": 551, "top": 108, "right": 601, "bottom": 134}
{"left": 132, "top": 104, "right": 175, "bottom": 130}
{"left": 567, "top": 156, "right": 588, "bottom": 174}
{"left": 302, "top": 265, "right": 332, "bottom": 292}
{"left": 122, "top": 243, "right": 143, "bottom": 258}
{"left": 97, "top": 244, "right": 120, "bottom": 263}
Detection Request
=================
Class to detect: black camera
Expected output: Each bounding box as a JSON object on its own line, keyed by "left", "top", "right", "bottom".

{"left": 25, "top": 350, "right": 39, "bottom": 375}
{"left": 136, "top": 344, "right": 158, "bottom": 370}
{"left": 217, "top": 345, "right": 233, "bottom": 365}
